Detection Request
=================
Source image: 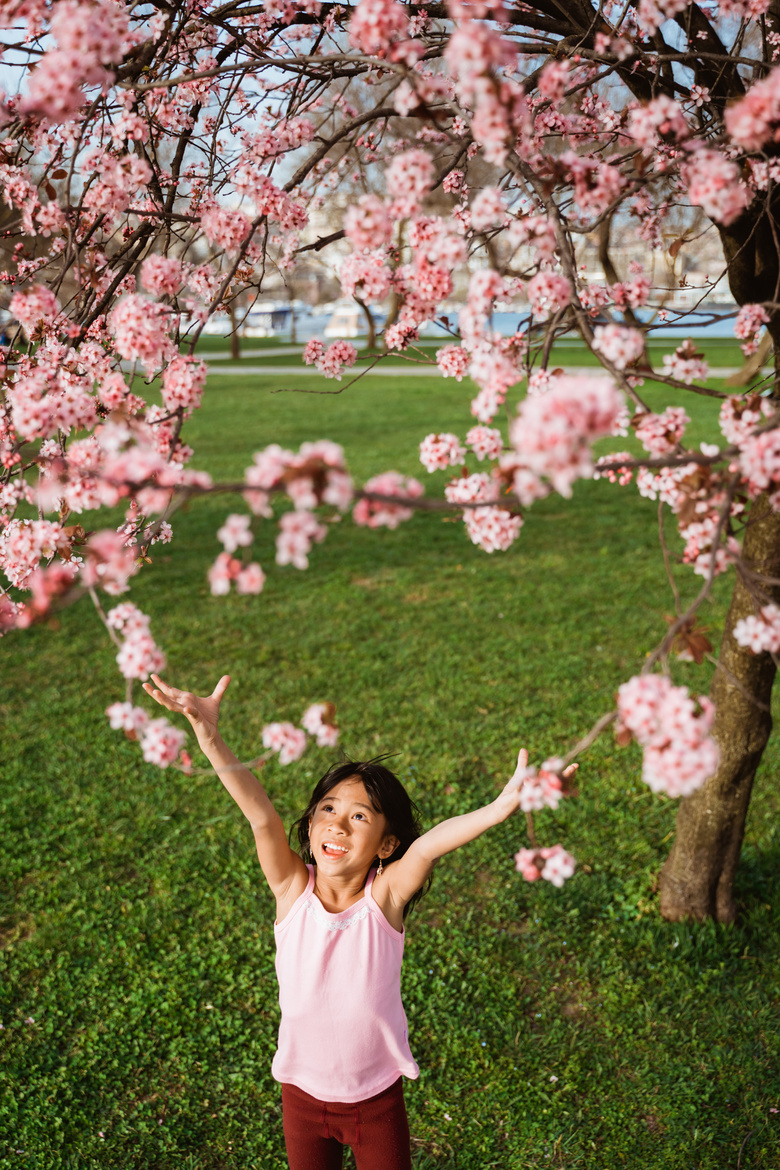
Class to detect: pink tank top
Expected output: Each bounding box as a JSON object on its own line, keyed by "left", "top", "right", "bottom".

{"left": 272, "top": 865, "right": 419, "bottom": 1103}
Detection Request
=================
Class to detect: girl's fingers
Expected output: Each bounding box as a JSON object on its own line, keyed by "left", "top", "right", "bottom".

{"left": 563, "top": 763, "right": 579, "bottom": 778}
{"left": 211, "top": 674, "right": 231, "bottom": 702}
{"left": 150, "top": 673, "right": 182, "bottom": 701}
{"left": 516, "top": 747, "right": 528, "bottom": 771}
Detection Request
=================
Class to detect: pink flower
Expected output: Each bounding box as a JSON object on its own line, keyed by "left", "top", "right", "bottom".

{"left": 302, "top": 702, "right": 340, "bottom": 747}
{"left": 386, "top": 149, "right": 434, "bottom": 216}
{"left": 734, "top": 304, "right": 769, "bottom": 356}
{"left": 81, "top": 530, "right": 140, "bottom": 595}
{"left": 466, "top": 426, "right": 503, "bottom": 462}
{"left": 9, "top": 285, "right": 60, "bottom": 336}
{"left": 262, "top": 721, "right": 307, "bottom": 765}
{"left": 304, "top": 339, "right": 358, "bottom": 381}
{"left": 419, "top": 432, "right": 466, "bottom": 473}
{"left": 616, "top": 674, "right": 718, "bottom": 798}
{"left": 353, "top": 471, "right": 424, "bottom": 529}
{"left": 345, "top": 195, "right": 392, "bottom": 251}
{"left": 661, "top": 341, "right": 709, "bottom": 385}
{"left": 509, "top": 376, "right": 625, "bottom": 498}
{"left": 436, "top": 345, "right": 470, "bottom": 381}
{"left": 200, "top": 204, "right": 252, "bottom": 255}
{"left": 236, "top": 562, "right": 265, "bottom": 594}
{"left": 633, "top": 407, "right": 690, "bottom": 456}
{"left": 592, "top": 324, "right": 644, "bottom": 371}
{"left": 107, "top": 604, "right": 166, "bottom": 681}
{"left": 444, "top": 472, "right": 523, "bottom": 553}
{"left": 140, "top": 717, "right": 187, "bottom": 768}
{"left": 161, "top": 357, "right": 207, "bottom": 416}
{"left": 106, "top": 702, "right": 149, "bottom": 735}
{"left": 348, "top": 0, "right": 409, "bottom": 54}
{"left": 527, "top": 272, "right": 572, "bottom": 317}
{"left": 109, "top": 294, "right": 174, "bottom": 375}
{"left": 733, "top": 604, "right": 780, "bottom": 654}
{"left": 682, "top": 149, "right": 750, "bottom": 227}
{"left": 515, "top": 844, "right": 576, "bottom": 887}
{"left": 141, "top": 255, "right": 184, "bottom": 297}
{"left": 470, "top": 187, "right": 507, "bottom": 231}
{"left": 217, "top": 513, "right": 253, "bottom": 554}
{"left": 275, "top": 511, "right": 327, "bottom": 570}
{"left": 725, "top": 66, "right": 780, "bottom": 152}
{"left": 340, "top": 251, "right": 392, "bottom": 303}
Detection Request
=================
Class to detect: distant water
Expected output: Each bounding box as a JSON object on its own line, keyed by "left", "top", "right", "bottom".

{"left": 275, "top": 306, "right": 739, "bottom": 343}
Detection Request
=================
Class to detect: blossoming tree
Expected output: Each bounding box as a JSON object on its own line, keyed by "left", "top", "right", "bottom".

{"left": 2, "top": 0, "right": 780, "bottom": 921}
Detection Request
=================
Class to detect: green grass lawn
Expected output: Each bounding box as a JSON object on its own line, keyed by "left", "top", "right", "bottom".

{"left": 1, "top": 366, "right": 779, "bottom": 1168}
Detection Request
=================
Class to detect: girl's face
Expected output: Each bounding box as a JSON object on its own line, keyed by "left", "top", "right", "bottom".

{"left": 308, "top": 778, "right": 398, "bottom": 874}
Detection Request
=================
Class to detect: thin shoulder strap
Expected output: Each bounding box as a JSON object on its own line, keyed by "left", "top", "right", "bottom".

{"left": 364, "top": 865, "right": 378, "bottom": 900}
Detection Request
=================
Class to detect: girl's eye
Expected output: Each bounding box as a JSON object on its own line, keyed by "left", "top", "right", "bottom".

{"left": 322, "top": 804, "right": 333, "bottom": 812}
{"left": 353, "top": 813, "right": 365, "bottom": 821}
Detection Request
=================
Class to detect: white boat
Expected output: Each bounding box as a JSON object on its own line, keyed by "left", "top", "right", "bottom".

{"left": 323, "top": 303, "right": 386, "bottom": 338}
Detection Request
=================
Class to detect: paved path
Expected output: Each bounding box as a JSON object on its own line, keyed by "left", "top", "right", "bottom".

{"left": 203, "top": 362, "right": 756, "bottom": 378}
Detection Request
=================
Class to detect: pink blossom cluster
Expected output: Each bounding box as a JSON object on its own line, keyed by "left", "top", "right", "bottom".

{"left": 627, "top": 96, "right": 689, "bottom": 153}
{"left": 340, "top": 251, "right": 392, "bottom": 303}
{"left": 353, "top": 471, "right": 424, "bottom": 529}
{"left": 386, "top": 149, "right": 434, "bottom": 217}
{"left": 719, "top": 395, "right": 772, "bottom": 444}
{"left": 725, "top": 65, "right": 780, "bottom": 152}
{"left": 344, "top": 195, "right": 392, "bottom": 251}
{"left": 733, "top": 304, "right": 769, "bottom": 356}
{"left": 466, "top": 426, "right": 503, "bottom": 461}
{"left": 444, "top": 21, "right": 522, "bottom": 164}
{"left": 592, "top": 324, "right": 644, "bottom": 370}
{"left": 436, "top": 345, "right": 471, "bottom": 381}
{"left": 633, "top": 407, "right": 690, "bottom": 456}
{"left": 81, "top": 530, "right": 140, "bottom": 595}
{"left": 200, "top": 205, "right": 252, "bottom": 255}
{"left": 276, "top": 511, "right": 327, "bottom": 570}
{"left": 21, "top": 0, "right": 134, "bottom": 122}
{"left": 593, "top": 452, "right": 634, "bottom": 486}
{"left": 419, "top": 432, "right": 466, "bottom": 473}
{"left": 106, "top": 603, "right": 166, "bottom": 681}
{"left": 301, "top": 702, "right": 340, "bottom": 747}
{"left": 560, "top": 152, "right": 625, "bottom": 221}
{"left": 514, "top": 844, "right": 576, "bottom": 887}
{"left": 733, "top": 604, "right": 780, "bottom": 654}
{"left": 9, "top": 284, "right": 60, "bottom": 337}
{"left": 109, "top": 294, "right": 174, "bottom": 375}
{"left": 141, "top": 255, "right": 185, "bottom": 298}
{"left": 140, "top": 717, "right": 188, "bottom": 768}
{"left": 303, "top": 338, "right": 358, "bottom": 380}
{"left": 262, "top": 721, "right": 308, "bottom": 765}
{"left": 161, "top": 357, "right": 207, "bottom": 417}
{"left": 444, "top": 472, "right": 523, "bottom": 553}
{"left": 739, "top": 428, "right": 780, "bottom": 503}
{"left": 526, "top": 272, "right": 572, "bottom": 317}
{"left": 0, "top": 519, "right": 64, "bottom": 588}
{"left": 348, "top": 0, "right": 410, "bottom": 55}
{"left": 682, "top": 149, "right": 750, "bottom": 227}
{"left": 616, "top": 674, "right": 719, "bottom": 798}
{"left": 470, "top": 187, "right": 507, "bottom": 231}
{"left": 105, "top": 701, "right": 187, "bottom": 768}
{"left": 515, "top": 762, "right": 565, "bottom": 811}
{"left": 244, "top": 439, "right": 353, "bottom": 519}
{"left": 207, "top": 552, "right": 265, "bottom": 596}
{"left": 661, "top": 342, "right": 709, "bottom": 385}
{"left": 509, "top": 376, "right": 625, "bottom": 498}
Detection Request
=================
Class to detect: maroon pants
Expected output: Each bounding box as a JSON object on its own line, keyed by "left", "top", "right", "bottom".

{"left": 281, "top": 1078, "right": 412, "bottom": 1170}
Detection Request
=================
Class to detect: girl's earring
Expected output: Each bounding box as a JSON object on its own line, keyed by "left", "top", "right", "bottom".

{"left": 377, "top": 857, "right": 384, "bottom": 876}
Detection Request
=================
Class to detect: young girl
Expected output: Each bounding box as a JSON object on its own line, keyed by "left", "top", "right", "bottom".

{"left": 143, "top": 671, "right": 558, "bottom": 1170}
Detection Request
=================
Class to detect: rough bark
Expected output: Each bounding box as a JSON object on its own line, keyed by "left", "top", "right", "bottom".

{"left": 724, "top": 330, "right": 773, "bottom": 388}
{"left": 659, "top": 495, "right": 780, "bottom": 921}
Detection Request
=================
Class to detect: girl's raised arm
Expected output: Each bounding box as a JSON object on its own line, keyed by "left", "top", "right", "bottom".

{"left": 143, "top": 673, "right": 307, "bottom": 904}
{"left": 383, "top": 750, "right": 575, "bottom": 914}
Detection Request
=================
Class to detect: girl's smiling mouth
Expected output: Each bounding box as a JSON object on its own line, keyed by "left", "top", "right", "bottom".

{"left": 322, "top": 841, "right": 349, "bottom": 857}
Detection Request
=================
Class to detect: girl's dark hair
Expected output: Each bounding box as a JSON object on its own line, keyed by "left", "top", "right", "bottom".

{"left": 290, "top": 756, "right": 431, "bottom": 918}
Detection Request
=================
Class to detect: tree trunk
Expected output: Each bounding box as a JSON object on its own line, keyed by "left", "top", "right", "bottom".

{"left": 355, "top": 297, "right": 375, "bottom": 350}
{"left": 227, "top": 301, "right": 241, "bottom": 360}
{"left": 658, "top": 494, "right": 780, "bottom": 921}
{"left": 724, "top": 330, "right": 772, "bottom": 388}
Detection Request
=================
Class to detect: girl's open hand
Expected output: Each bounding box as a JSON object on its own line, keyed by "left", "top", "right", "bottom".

{"left": 494, "top": 748, "right": 579, "bottom": 821}
{"left": 143, "top": 673, "right": 230, "bottom": 746}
